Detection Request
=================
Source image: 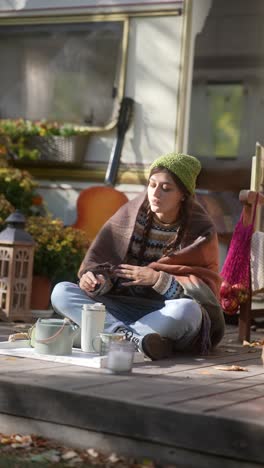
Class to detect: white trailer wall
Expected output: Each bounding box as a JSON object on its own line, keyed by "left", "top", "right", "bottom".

{"left": 86, "top": 15, "right": 183, "bottom": 168}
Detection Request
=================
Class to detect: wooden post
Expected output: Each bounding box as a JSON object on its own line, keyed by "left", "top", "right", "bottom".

{"left": 238, "top": 189, "right": 264, "bottom": 341}
{"left": 238, "top": 282, "right": 252, "bottom": 343}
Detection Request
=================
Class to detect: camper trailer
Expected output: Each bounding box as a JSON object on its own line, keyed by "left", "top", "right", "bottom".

{"left": 0, "top": 0, "right": 263, "bottom": 252}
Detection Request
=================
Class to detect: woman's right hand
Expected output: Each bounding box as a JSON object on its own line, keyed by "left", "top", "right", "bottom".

{"left": 79, "top": 271, "right": 106, "bottom": 293}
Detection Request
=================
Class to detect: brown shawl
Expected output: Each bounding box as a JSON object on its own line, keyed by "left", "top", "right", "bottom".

{"left": 79, "top": 190, "right": 221, "bottom": 297}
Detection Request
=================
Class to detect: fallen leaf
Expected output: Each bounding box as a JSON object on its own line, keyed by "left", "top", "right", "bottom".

{"left": 243, "top": 340, "right": 251, "bottom": 346}
{"left": 0, "top": 431, "right": 161, "bottom": 467}
{"left": 87, "top": 448, "right": 99, "bottom": 458}
{"left": 68, "top": 457, "right": 83, "bottom": 466}
{"left": 214, "top": 365, "right": 248, "bottom": 372}
{"left": 29, "top": 453, "right": 50, "bottom": 463}
{"left": 107, "top": 453, "right": 120, "bottom": 463}
{"left": 243, "top": 339, "right": 264, "bottom": 348}
{"left": 0, "top": 437, "right": 12, "bottom": 444}
{"left": 11, "top": 443, "right": 29, "bottom": 449}
{"left": 61, "top": 450, "right": 78, "bottom": 461}
{"left": 29, "top": 450, "right": 61, "bottom": 463}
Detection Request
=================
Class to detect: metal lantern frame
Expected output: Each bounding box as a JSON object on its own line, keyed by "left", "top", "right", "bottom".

{"left": 0, "top": 211, "right": 35, "bottom": 322}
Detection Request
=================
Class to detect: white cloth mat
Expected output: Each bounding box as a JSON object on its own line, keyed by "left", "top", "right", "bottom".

{"left": 0, "top": 341, "right": 144, "bottom": 369}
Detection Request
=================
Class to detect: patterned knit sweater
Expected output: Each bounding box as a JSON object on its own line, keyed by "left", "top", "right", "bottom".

{"left": 125, "top": 206, "right": 185, "bottom": 300}
{"left": 88, "top": 205, "right": 186, "bottom": 300}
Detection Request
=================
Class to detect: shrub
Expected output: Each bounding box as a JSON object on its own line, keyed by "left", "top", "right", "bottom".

{"left": 25, "top": 216, "right": 89, "bottom": 283}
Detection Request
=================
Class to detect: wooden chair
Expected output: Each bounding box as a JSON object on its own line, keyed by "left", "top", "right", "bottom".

{"left": 238, "top": 142, "right": 264, "bottom": 341}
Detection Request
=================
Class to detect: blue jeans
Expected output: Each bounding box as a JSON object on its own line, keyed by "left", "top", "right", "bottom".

{"left": 51, "top": 282, "right": 202, "bottom": 351}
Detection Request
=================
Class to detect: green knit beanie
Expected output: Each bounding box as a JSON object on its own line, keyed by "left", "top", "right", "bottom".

{"left": 150, "top": 152, "right": 201, "bottom": 195}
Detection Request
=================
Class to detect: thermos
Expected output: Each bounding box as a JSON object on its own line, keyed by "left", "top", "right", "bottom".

{"left": 81, "top": 302, "right": 106, "bottom": 353}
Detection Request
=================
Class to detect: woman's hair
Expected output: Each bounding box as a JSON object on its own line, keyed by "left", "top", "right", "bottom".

{"left": 138, "top": 166, "right": 194, "bottom": 260}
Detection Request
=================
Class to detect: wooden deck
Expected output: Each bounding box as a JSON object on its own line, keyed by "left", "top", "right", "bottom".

{"left": 0, "top": 321, "right": 263, "bottom": 468}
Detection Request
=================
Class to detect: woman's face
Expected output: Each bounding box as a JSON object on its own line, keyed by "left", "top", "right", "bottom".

{"left": 147, "top": 170, "right": 184, "bottom": 223}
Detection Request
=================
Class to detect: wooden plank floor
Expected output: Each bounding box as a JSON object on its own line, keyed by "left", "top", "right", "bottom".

{"left": 0, "top": 321, "right": 263, "bottom": 467}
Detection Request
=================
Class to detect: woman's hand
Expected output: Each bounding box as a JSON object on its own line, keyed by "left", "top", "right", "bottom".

{"left": 114, "top": 264, "right": 160, "bottom": 286}
{"left": 79, "top": 271, "right": 105, "bottom": 293}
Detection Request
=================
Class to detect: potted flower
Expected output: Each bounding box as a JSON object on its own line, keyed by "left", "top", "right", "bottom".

{"left": 0, "top": 167, "right": 42, "bottom": 216}
{"left": 0, "top": 194, "right": 15, "bottom": 227}
{"left": 0, "top": 118, "right": 90, "bottom": 164}
{"left": 25, "top": 216, "right": 89, "bottom": 309}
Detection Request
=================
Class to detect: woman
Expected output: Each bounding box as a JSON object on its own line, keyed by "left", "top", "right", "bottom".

{"left": 51, "top": 153, "right": 225, "bottom": 360}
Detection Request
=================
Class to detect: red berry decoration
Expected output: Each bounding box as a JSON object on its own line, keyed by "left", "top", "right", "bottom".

{"left": 221, "top": 296, "right": 239, "bottom": 315}
{"left": 231, "top": 283, "right": 250, "bottom": 304}
{"left": 220, "top": 281, "right": 232, "bottom": 299}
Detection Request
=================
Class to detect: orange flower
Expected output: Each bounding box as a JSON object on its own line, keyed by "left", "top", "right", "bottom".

{"left": 32, "top": 195, "right": 43, "bottom": 206}
{"left": 0, "top": 145, "right": 7, "bottom": 155}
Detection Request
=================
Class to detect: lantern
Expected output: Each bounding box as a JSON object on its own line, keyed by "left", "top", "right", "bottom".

{"left": 0, "top": 211, "right": 35, "bottom": 322}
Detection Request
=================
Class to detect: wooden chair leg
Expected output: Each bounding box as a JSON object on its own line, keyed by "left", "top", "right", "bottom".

{"left": 239, "top": 299, "right": 252, "bottom": 342}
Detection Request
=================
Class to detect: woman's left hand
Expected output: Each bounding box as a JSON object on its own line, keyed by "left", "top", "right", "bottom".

{"left": 114, "top": 264, "right": 160, "bottom": 286}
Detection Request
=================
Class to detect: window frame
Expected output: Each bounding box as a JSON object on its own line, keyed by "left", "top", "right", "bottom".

{"left": 188, "top": 80, "right": 246, "bottom": 160}
{"left": 0, "top": 14, "right": 129, "bottom": 133}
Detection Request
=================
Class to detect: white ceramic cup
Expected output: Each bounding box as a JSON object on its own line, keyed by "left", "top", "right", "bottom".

{"left": 81, "top": 303, "right": 106, "bottom": 353}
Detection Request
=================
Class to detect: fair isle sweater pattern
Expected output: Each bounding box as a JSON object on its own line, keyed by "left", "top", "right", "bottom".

{"left": 126, "top": 207, "right": 185, "bottom": 300}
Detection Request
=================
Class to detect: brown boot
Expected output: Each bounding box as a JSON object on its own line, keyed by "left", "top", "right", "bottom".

{"left": 114, "top": 327, "right": 174, "bottom": 361}
{"left": 142, "top": 333, "right": 175, "bottom": 361}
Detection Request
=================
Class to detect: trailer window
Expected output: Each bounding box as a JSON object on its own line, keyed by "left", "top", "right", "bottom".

{"left": 0, "top": 20, "right": 126, "bottom": 128}
{"left": 189, "top": 83, "right": 245, "bottom": 158}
